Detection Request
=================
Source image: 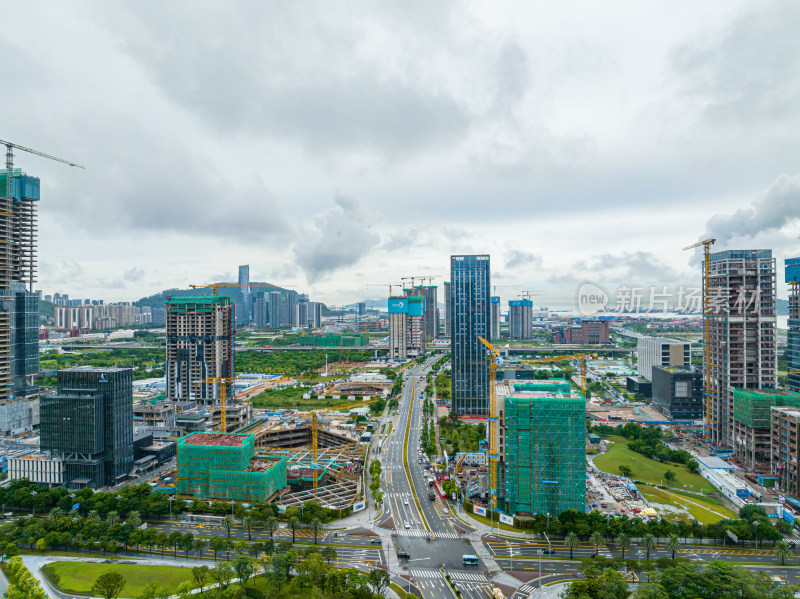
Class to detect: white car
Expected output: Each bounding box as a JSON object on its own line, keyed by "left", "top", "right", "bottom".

{"left": 443, "top": 508, "right": 449, "bottom": 514}
{"left": 404, "top": 521, "right": 411, "bottom": 529}
{"left": 404, "top": 498, "right": 409, "bottom": 506}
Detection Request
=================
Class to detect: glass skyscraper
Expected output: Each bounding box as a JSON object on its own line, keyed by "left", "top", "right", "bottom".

{"left": 449, "top": 255, "right": 490, "bottom": 415}
{"left": 787, "top": 258, "right": 800, "bottom": 392}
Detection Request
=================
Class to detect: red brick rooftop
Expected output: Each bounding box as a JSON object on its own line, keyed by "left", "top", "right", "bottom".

{"left": 185, "top": 433, "right": 246, "bottom": 447}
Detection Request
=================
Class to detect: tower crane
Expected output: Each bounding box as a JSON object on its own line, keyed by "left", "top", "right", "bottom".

{"left": 684, "top": 238, "right": 716, "bottom": 440}
{"left": 310, "top": 397, "right": 380, "bottom": 488}
{"left": 1, "top": 139, "right": 83, "bottom": 399}
{"left": 363, "top": 283, "right": 403, "bottom": 296}
{"left": 190, "top": 282, "right": 277, "bottom": 296}
{"left": 519, "top": 353, "right": 597, "bottom": 398}
{"left": 477, "top": 337, "right": 500, "bottom": 511}
{"left": 192, "top": 377, "right": 231, "bottom": 432}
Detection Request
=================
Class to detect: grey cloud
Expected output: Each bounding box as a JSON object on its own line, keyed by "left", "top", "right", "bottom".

{"left": 574, "top": 251, "right": 683, "bottom": 283}
{"left": 293, "top": 194, "right": 380, "bottom": 283}
{"left": 123, "top": 267, "right": 145, "bottom": 283}
{"left": 505, "top": 249, "right": 542, "bottom": 269}
{"left": 704, "top": 174, "right": 800, "bottom": 245}
{"left": 672, "top": 3, "right": 800, "bottom": 126}
{"left": 381, "top": 228, "right": 422, "bottom": 251}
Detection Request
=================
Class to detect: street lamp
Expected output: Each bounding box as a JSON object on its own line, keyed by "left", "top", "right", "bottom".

{"left": 169, "top": 496, "right": 175, "bottom": 521}
{"left": 537, "top": 549, "right": 543, "bottom": 587}
{"left": 510, "top": 546, "right": 514, "bottom": 573}
{"left": 754, "top": 521, "right": 759, "bottom": 549}
{"left": 31, "top": 491, "right": 37, "bottom": 517}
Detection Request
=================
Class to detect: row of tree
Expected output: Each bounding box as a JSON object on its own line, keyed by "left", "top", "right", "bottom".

{"left": 562, "top": 556, "right": 799, "bottom": 599}
{"left": 3, "top": 556, "right": 48, "bottom": 599}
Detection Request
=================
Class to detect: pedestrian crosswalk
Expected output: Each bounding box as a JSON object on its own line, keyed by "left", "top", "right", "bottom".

{"left": 396, "top": 529, "right": 461, "bottom": 539}
{"left": 409, "top": 569, "right": 442, "bottom": 578}
{"left": 450, "top": 572, "right": 487, "bottom": 582}
{"left": 518, "top": 583, "right": 536, "bottom": 594}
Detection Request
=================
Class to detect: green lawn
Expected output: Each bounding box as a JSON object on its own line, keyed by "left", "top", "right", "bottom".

{"left": 638, "top": 484, "right": 737, "bottom": 525}
{"left": 41, "top": 562, "right": 198, "bottom": 598}
{"left": 594, "top": 437, "right": 711, "bottom": 493}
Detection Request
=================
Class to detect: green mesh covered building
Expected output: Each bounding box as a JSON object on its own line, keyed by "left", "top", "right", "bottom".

{"left": 177, "top": 432, "right": 287, "bottom": 501}
{"left": 732, "top": 388, "right": 800, "bottom": 469}
{"left": 503, "top": 389, "right": 585, "bottom": 517}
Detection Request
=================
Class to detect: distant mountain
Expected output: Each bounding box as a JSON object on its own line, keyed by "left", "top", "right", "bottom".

{"left": 778, "top": 298, "right": 789, "bottom": 316}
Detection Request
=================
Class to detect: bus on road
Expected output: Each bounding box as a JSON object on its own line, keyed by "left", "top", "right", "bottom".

{"left": 462, "top": 554, "right": 479, "bottom": 566}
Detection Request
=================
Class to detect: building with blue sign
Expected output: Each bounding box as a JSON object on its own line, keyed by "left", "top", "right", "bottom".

{"left": 490, "top": 296, "right": 500, "bottom": 340}
{"left": 509, "top": 299, "right": 533, "bottom": 340}
{"left": 787, "top": 257, "right": 800, "bottom": 393}
{"left": 388, "top": 295, "right": 426, "bottom": 359}
{"left": 450, "top": 255, "right": 490, "bottom": 416}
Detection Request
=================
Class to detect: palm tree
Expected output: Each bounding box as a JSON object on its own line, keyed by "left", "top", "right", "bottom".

{"left": 666, "top": 534, "right": 681, "bottom": 560}
{"left": 288, "top": 516, "right": 300, "bottom": 544}
{"left": 106, "top": 511, "right": 120, "bottom": 527}
{"left": 641, "top": 533, "right": 657, "bottom": 561}
{"left": 616, "top": 533, "right": 631, "bottom": 559}
{"left": 310, "top": 517, "right": 323, "bottom": 544}
{"left": 128, "top": 511, "right": 141, "bottom": 528}
{"left": 193, "top": 538, "right": 207, "bottom": 558}
{"left": 88, "top": 509, "right": 101, "bottom": 524}
{"left": 242, "top": 515, "right": 253, "bottom": 541}
{"left": 264, "top": 514, "right": 278, "bottom": 539}
{"left": 48, "top": 507, "right": 64, "bottom": 521}
{"left": 565, "top": 532, "right": 579, "bottom": 560}
{"left": 223, "top": 515, "right": 233, "bottom": 539}
{"left": 589, "top": 531, "right": 604, "bottom": 557}
{"left": 774, "top": 540, "right": 793, "bottom": 565}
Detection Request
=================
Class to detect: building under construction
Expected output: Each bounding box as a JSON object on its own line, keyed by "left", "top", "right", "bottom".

{"left": 708, "top": 250, "right": 777, "bottom": 449}
{"left": 508, "top": 299, "right": 533, "bottom": 340}
{"left": 733, "top": 388, "right": 800, "bottom": 470}
{"left": 388, "top": 295, "right": 425, "bottom": 359}
{"left": 500, "top": 382, "right": 585, "bottom": 516}
{"left": 0, "top": 169, "right": 41, "bottom": 434}
{"left": 177, "top": 432, "right": 287, "bottom": 502}
{"left": 165, "top": 295, "right": 234, "bottom": 409}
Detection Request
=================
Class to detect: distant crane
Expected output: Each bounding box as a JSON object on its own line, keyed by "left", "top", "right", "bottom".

{"left": 192, "top": 377, "right": 231, "bottom": 432}
{"left": 363, "top": 283, "right": 403, "bottom": 296}
{"left": 683, "top": 238, "right": 716, "bottom": 440}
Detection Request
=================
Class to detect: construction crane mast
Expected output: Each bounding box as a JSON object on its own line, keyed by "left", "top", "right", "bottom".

{"left": 193, "top": 377, "right": 230, "bottom": 432}
{"left": 477, "top": 337, "right": 500, "bottom": 510}
{"left": 684, "top": 238, "right": 716, "bottom": 440}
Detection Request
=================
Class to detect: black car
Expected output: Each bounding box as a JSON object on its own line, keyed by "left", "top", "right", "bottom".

{"left": 542, "top": 548, "right": 555, "bottom": 554}
{"left": 397, "top": 550, "right": 410, "bottom": 559}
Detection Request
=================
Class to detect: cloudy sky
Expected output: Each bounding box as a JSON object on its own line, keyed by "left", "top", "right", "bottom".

{"left": 4, "top": 1, "right": 800, "bottom": 309}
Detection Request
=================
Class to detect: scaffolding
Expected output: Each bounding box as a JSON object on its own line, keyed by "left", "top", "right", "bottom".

{"left": 512, "top": 380, "right": 572, "bottom": 394}
{"left": 733, "top": 389, "right": 800, "bottom": 428}
{"left": 176, "top": 432, "right": 287, "bottom": 502}
{"left": 503, "top": 393, "right": 585, "bottom": 517}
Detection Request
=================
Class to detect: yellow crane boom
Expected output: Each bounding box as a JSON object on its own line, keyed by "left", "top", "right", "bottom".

{"left": 193, "top": 377, "right": 231, "bottom": 432}
{"left": 477, "top": 337, "right": 500, "bottom": 510}
{"left": 684, "top": 238, "right": 715, "bottom": 440}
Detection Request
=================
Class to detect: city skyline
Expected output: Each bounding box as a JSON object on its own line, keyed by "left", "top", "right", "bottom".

{"left": 2, "top": 3, "right": 800, "bottom": 307}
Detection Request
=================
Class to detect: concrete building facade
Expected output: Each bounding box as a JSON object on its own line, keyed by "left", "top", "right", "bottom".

{"left": 165, "top": 296, "right": 234, "bottom": 406}
{"left": 637, "top": 337, "right": 691, "bottom": 380}
{"left": 450, "top": 255, "right": 490, "bottom": 416}
{"left": 422, "top": 286, "right": 439, "bottom": 340}
{"left": 508, "top": 299, "right": 532, "bottom": 340}
{"left": 771, "top": 405, "right": 800, "bottom": 499}
{"left": 388, "top": 296, "right": 426, "bottom": 359}
{"left": 490, "top": 296, "right": 500, "bottom": 340}
{"left": 708, "top": 249, "right": 777, "bottom": 448}
{"left": 787, "top": 258, "right": 800, "bottom": 392}
{"left": 443, "top": 282, "right": 451, "bottom": 338}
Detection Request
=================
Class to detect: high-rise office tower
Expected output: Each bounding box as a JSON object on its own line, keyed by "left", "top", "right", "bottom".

{"left": 237, "top": 265, "right": 251, "bottom": 324}
{"left": 40, "top": 368, "right": 134, "bottom": 488}
{"left": 165, "top": 296, "right": 234, "bottom": 405}
{"left": 508, "top": 299, "right": 533, "bottom": 340}
{"left": 254, "top": 293, "right": 269, "bottom": 328}
{"left": 707, "top": 250, "right": 776, "bottom": 450}
{"left": 282, "top": 290, "right": 298, "bottom": 326}
{"left": 787, "top": 258, "right": 800, "bottom": 392}
{"left": 490, "top": 296, "right": 500, "bottom": 340}
{"left": 450, "top": 255, "right": 490, "bottom": 416}
{"left": 0, "top": 170, "right": 40, "bottom": 434}
{"left": 308, "top": 301, "right": 322, "bottom": 328}
{"left": 443, "top": 282, "right": 451, "bottom": 338}
{"left": 388, "top": 296, "right": 426, "bottom": 358}
{"left": 268, "top": 291, "right": 282, "bottom": 328}
{"left": 296, "top": 301, "right": 309, "bottom": 330}
{"left": 422, "top": 286, "right": 439, "bottom": 340}
{"left": 637, "top": 337, "right": 690, "bottom": 380}
{"left": 357, "top": 301, "right": 367, "bottom": 316}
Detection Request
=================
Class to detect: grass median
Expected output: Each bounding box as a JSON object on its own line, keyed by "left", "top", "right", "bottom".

{"left": 41, "top": 562, "right": 198, "bottom": 598}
